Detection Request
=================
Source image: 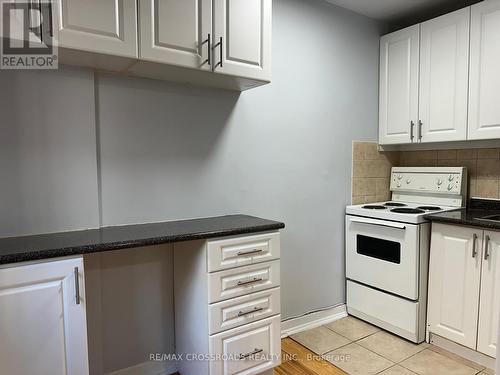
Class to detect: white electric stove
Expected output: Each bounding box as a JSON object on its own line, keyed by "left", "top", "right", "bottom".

{"left": 345, "top": 167, "right": 467, "bottom": 343}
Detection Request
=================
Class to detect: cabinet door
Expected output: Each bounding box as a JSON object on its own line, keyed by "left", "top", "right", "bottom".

{"left": 213, "top": 0, "right": 272, "bottom": 81}
{"left": 379, "top": 25, "right": 420, "bottom": 145}
{"left": 53, "top": 0, "right": 137, "bottom": 58}
{"left": 139, "top": 0, "right": 212, "bottom": 70}
{"left": 468, "top": 0, "right": 500, "bottom": 140}
{"left": 427, "top": 224, "right": 482, "bottom": 349}
{"left": 478, "top": 231, "right": 500, "bottom": 358}
{"left": 0, "top": 258, "right": 89, "bottom": 375}
{"left": 419, "top": 8, "right": 469, "bottom": 143}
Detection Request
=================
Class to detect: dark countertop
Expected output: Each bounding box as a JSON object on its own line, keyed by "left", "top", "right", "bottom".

{"left": 425, "top": 199, "right": 500, "bottom": 230}
{"left": 0, "top": 215, "right": 285, "bottom": 265}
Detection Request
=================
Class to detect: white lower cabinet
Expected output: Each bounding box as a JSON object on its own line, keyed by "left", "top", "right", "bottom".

{"left": 174, "top": 232, "right": 281, "bottom": 375}
{"left": 209, "top": 315, "right": 281, "bottom": 375}
{"left": 0, "top": 257, "right": 89, "bottom": 375}
{"left": 478, "top": 231, "right": 500, "bottom": 357}
{"left": 428, "top": 223, "right": 499, "bottom": 358}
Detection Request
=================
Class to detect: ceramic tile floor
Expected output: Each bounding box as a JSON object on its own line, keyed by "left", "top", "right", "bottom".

{"left": 290, "top": 316, "right": 495, "bottom": 375}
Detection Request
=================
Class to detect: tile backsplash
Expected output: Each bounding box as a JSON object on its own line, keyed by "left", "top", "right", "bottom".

{"left": 352, "top": 142, "right": 500, "bottom": 203}
{"left": 352, "top": 142, "right": 399, "bottom": 204}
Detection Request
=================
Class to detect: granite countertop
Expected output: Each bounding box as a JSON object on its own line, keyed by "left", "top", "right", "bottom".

{"left": 0, "top": 215, "right": 285, "bottom": 265}
{"left": 425, "top": 199, "right": 500, "bottom": 230}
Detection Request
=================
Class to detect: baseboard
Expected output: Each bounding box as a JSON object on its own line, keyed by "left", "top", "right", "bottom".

{"left": 429, "top": 333, "right": 496, "bottom": 371}
{"left": 281, "top": 304, "right": 347, "bottom": 338}
{"left": 106, "top": 361, "right": 177, "bottom": 375}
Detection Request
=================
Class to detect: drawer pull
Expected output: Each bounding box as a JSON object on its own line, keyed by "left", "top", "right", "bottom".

{"left": 237, "top": 277, "right": 263, "bottom": 286}
{"left": 239, "top": 348, "right": 263, "bottom": 360}
{"left": 237, "top": 249, "right": 263, "bottom": 256}
{"left": 238, "top": 307, "right": 264, "bottom": 317}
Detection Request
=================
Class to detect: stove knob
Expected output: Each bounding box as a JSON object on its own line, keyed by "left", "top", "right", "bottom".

{"left": 448, "top": 183, "right": 453, "bottom": 191}
{"left": 398, "top": 174, "right": 403, "bottom": 180}
{"left": 397, "top": 182, "right": 402, "bottom": 188}
{"left": 448, "top": 174, "right": 454, "bottom": 181}
{"left": 406, "top": 179, "right": 411, "bottom": 184}
{"left": 437, "top": 179, "right": 443, "bottom": 186}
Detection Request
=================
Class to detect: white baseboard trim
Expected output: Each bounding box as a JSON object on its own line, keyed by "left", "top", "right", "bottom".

{"left": 429, "top": 333, "right": 496, "bottom": 371}
{"left": 281, "top": 304, "right": 347, "bottom": 338}
{"left": 106, "top": 361, "right": 176, "bottom": 375}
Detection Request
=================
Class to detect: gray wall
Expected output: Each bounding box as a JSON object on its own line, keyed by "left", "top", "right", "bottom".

{"left": 0, "top": 0, "right": 383, "bottom": 372}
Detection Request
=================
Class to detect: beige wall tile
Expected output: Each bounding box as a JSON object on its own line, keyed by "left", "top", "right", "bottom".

{"left": 476, "top": 159, "right": 500, "bottom": 179}
{"left": 364, "top": 142, "right": 382, "bottom": 160}
{"left": 437, "top": 150, "right": 457, "bottom": 160}
{"left": 375, "top": 177, "right": 390, "bottom": 196}
{"left": 476, "top": 180, "right": 499, "bottom": 199}
{"left": 461, "top": 160, "right": 477, "bottom": 178}
{"left": 469, "top": 179, "right": 477, "bottom": 197}
{"left": 353, "top": 142, "right": 365, "bottom": 161}
{"left": 365, "top": 195, "right": 378, "bottom": 204}
{"left": 352, "top": 196, "right": 365, "bottom": 205}
{"left": 477, "top": 148, "right": 499, "bottom": 159}
{"left": 458, "top": 149, "right": 477, "bottom": 160}
{"left": 353, "top": 178, "right": 376, "bottom": 196}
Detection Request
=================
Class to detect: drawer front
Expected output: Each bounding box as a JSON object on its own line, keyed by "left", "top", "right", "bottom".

{"left": 209, "top": 287, "right": 280, "bottom": 335}
{"left": 207, "top": 232, "right": 280, "bottom": 272}
{"left": 209, "top": 315, "right": 281, "bottom": 375}
{"left": 209, "top": 261, "right": 280, "bottom": 304}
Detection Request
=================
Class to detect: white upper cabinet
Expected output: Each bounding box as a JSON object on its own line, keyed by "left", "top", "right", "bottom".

{"left": 477, "top": 230, "right": 500, "bottom": 357}
{"left": 419, "top": 8, "right": 470, "bottom": 143}
{"left": 379, "top": 25, "right": 420, "bottom": 145}
{"left": 138, "top": 0, "right": 212, "bottom": 70}
{"left": 468, "top": 0, "right": 500, "bottom": 140}
{"left": 54, "top": 0, "right": 138, "bottom": 58}
{"left": 212, "top": 0, "right": 272, "bottom": 81}
{"left": 0, "top": 258, "right": 89, "bottom": 375}
{"left": 427, "top": 224, "right": 482, "bottom": 349}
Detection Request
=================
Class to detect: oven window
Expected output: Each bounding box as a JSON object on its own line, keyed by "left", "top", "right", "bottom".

{"left": 356, "top": 235, "right": 401, "bottom": 264}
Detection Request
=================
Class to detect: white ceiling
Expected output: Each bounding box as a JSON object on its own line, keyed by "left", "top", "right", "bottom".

{"left": 324, "top": 0, "right": 456, "bottom": 21}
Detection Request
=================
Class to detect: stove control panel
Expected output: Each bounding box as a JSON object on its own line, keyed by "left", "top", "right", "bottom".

{"left": 390, "top": 167, "right": 466, "bottom": 194}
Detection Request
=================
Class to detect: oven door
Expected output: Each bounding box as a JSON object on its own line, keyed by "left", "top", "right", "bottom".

{"left": 346, "top": 215, "right": 420, "bottom": 300}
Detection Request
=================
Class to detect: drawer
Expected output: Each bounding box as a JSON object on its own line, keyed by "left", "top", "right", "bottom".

{"left": 209, "top": 287, "right": 280, "bottom": 335}
{"left": 209, "top": 315, "right": 281, "bottom": 375}
{"left": 208, "top": 261, "right": 280, "bottom": 304}
{"left": 207, "top": 232, "right": 280, "bottom": 272}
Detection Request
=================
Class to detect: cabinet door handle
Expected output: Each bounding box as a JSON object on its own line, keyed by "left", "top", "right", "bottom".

{"left": 472, "top": 233, "right": 478, "bottom": 258}
{"left": 237, "top": 277, "right": 263, "bottom": 286}
{"left": 238, "top": 307, "right": 264, "bottom": 317}
{"left": 484, "top": 235, "right": 491, "bottom": 260}
{"left": 48, "top": 0, "right": 53, "bottom": 37}
{"left": 203, "top": 34, "right": 211, "bottom": 66}
{"left": 237, "top": 249, "right": 263, "bottom": 256}
{"left": 418, "top": 120, "right": 423, "bottom": 141}
{"left": 214, "top": 36, "right": 223, "bottom": 68}
{"left": 410, "top": 121, "right": 415, "bottom": 142}
{"left": 239, "top": 348, "right": 263, "bottom": 360}
{"left": 74, "top": 267, "right": 80, "bottom": 305}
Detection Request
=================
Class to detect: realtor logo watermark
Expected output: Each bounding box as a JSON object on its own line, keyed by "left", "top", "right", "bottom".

{"left": 1, "top": 1, "right": 58, "bottom": 69}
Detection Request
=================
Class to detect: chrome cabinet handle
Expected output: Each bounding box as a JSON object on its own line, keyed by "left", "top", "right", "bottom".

{"left": 214, "top": 36, "right": 223, "bottom": 68}
{"left": 74, "top": 267, "right": 80, "bottom": 305}
{"left": 472, "top": 233, "right": 478, "bottom": 258}
{"left": 237, "top": 249, "right": 263, "bottom": 256}
{"left": 202, "top": 34, "right": 211, "bottom": 66}
{"left": 418, "top": 120, "right": 423, "bottom": 141}
{"left": 410, "top": 121, "right": 415, "bottom": 142}
{"left": 238, "top": 307, "right": 264, "bottom": 317}
{"left": 48, "top": 0, "right": 53, "bottom": 37}
{"left": 239, "top": 348, "right": 263, "bottom": 360}
{"left": 484, "top": 235, "right": 491, "bottom": 260}
{"left": 237, "top": 277, "right": 263, "bottom": 286}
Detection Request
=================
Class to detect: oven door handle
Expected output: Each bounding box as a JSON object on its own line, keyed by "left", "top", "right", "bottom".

{"left": 349, "top": 217, "right": 406, "bottom": 230}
